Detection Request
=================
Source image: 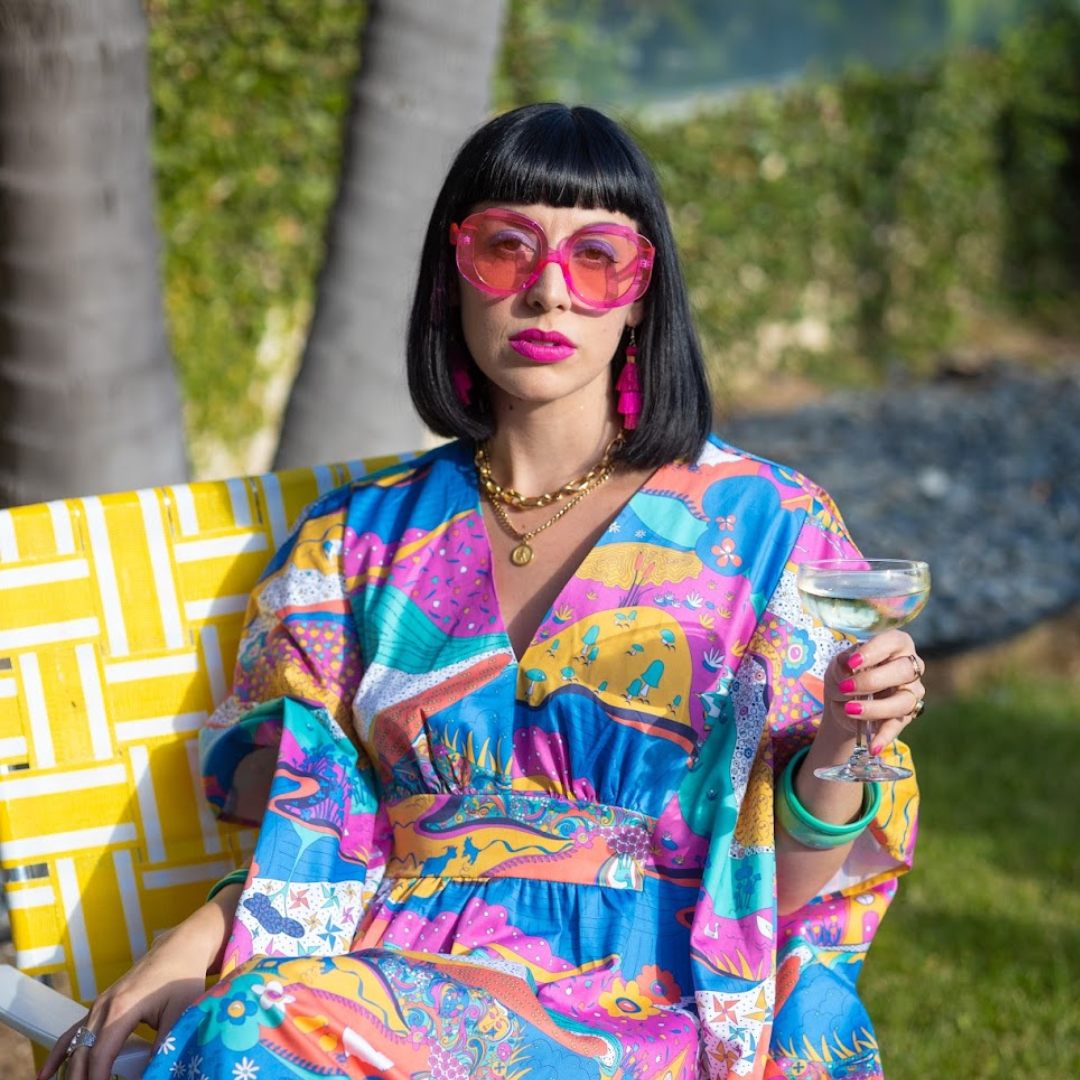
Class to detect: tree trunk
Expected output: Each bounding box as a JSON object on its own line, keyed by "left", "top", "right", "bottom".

{"left": 273, "top": 0, "right": 507, "bottom": 468}
{"left": 0, "top": 0, "right": 187, "bottom": 509}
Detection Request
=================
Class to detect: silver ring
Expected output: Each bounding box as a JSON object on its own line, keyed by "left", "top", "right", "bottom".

{"left": 65, "top": 1025, "right": 97, "bottom": 1058}
{"left": 908, "top": 654, "right": 922, "bottom": 681}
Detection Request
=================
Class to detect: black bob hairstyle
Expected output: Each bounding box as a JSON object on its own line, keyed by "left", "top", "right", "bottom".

{"left": 406, "top": 102, "right": 713, "bottom": 469}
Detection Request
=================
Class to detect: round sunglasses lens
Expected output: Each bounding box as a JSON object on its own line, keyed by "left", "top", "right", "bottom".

{"left": 569, "top": 234, "right": 640, "bottom": 304}
{"left": 470, "top": 220, "right": 541, "bottom": 292}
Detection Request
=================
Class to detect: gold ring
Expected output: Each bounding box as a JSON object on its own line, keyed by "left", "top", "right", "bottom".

{"left": 912, "top": 696, "right": 925, "bottom": 719}
{"left": 908, "top": 654, "right": 922, "bottom": 681}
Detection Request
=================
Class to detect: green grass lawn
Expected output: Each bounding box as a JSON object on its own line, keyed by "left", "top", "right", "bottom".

{"left": 861, "top": 674, "right": 1080, "bottom": 1078}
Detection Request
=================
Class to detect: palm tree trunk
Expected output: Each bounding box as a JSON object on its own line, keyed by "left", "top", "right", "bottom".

{"left": 0, "top": 0, "right": 187, "bottom": 509}
{"left": 273, "top": 0, "right": 507, "bottom": 468}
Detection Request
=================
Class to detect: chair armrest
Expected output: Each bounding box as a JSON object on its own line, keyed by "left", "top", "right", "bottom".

{"left": 0, "top": 964, "right": 153, "bottom": 1079}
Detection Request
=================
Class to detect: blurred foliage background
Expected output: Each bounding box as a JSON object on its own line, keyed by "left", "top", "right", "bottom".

{"left": 144, "top": 0, "right": 1080, "bottom": 474}
{"left": 146, "top": 0, "right": 365, "bottom": 471}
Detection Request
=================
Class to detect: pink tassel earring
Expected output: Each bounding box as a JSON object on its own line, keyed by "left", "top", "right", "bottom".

{"left": 451, "top": 358, "right": 473, "bottom": 406}
{"left": 449, "top": 338, "right": 473, "bottom": 406}
{"left": 616, "top": 328, "right": 642, "bottom": 430}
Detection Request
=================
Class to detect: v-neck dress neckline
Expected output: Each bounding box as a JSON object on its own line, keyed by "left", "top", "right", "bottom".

{"left": 462, "top": 439, "right": 670, "bottom": 666}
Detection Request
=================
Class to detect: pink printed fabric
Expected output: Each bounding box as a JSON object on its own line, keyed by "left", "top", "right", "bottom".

{"left": 146, "top": 436, "right": 918, "bottom": 1080}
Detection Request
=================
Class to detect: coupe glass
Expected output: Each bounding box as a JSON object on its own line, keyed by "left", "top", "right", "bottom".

{"left": 797, "top": 558, "right": 930, "bottom": 782}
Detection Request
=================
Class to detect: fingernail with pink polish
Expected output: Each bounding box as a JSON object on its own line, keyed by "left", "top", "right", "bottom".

{"left": 848, "top": 653, "right": 864, "bottom": 670}
{"left": 844, "top": 701, "right": 863, "bottom": 716}
{"left": 838, "top": 678, "right": 857, "bottom": 694}
{"left": 870, "top": 742, "right": 883, "bottom": 755}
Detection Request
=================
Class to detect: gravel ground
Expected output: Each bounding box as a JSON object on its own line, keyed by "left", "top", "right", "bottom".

{"left": 720, "top": 361, "right": 1080, "bottom": 654}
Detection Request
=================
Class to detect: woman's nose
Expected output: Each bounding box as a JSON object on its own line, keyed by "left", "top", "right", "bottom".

{"left": 526, "top": 256, "right": 573, "bottom": 310}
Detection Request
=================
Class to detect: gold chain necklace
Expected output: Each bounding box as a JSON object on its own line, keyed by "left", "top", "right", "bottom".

{"left": 475, "top": 434, "right": 623, "bottom": 509}
{"left": 485, "top": 464, "right": 614, "bottom": 567}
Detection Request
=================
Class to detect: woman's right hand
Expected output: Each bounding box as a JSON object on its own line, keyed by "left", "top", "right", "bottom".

{"left": 38, "top": 882, "right": 243, "bottom": 1080}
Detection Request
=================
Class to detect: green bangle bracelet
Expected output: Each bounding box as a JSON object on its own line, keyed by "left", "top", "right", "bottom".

{"left": 206, "top": 866, "right": 249, "bottom": 903}
{"left": 776, "top": 747, "right": 881, "bottom": 849}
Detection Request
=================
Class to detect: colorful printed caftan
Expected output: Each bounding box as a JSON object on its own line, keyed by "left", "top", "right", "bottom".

{"left": 144, "top": 436, "right": 918, "bottom": 1080}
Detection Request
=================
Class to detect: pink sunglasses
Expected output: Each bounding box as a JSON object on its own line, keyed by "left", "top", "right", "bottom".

{"left": 450, "top": 208, "right": 655, "bottom": 310}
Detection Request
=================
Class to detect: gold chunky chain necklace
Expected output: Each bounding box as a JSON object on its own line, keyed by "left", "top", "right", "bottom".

{"left": 477, "top": 436, "right": 622, "bottom": 567}
{"left": 485, "top": 467, "right": 614, "bottom": 567}
{"left": 475, "top": 434, "right": 623, "bottom": 509}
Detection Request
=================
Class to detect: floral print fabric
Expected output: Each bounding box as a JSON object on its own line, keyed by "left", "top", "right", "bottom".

{"left": 144, "top": 436, "right": 918, "bottom": 1080}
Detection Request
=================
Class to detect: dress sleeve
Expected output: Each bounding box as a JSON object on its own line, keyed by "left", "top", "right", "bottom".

{"left": 690, "top": 482, "right": 918, "bottom": 1079}
{"left": 197, "top": 490, "right": 388, "bottom": 970}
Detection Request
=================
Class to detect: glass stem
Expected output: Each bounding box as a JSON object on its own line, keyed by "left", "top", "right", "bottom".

{"left": 854, "top": 717, "right": 869, "bottom": 755}
{"left": 853, "top": 695, "right": 872, "bottom": 759}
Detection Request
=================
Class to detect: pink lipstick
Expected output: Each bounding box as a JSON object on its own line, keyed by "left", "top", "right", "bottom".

{"left": 509, "top": 329, "right": 576, "bottom": 363}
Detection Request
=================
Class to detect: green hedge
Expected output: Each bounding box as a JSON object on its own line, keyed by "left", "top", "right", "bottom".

{"left": 145, "top": 2, "right": 1079, "bottom": 467}
{"left": 637, "top": 58, "right": 1008, "bottom": 391}
{"left": 625, "top": 3, "right": 1080, "bottom": 395}
{"left": 146, "top": 0, "right": 365, "bottom": 468}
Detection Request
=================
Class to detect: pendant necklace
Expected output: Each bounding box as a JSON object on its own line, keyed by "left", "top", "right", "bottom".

{"left": 477, "top": 437, "right": 621, "bottom": 566}
{"left": 485, "top": 469, "right": 612, "bottom": 566}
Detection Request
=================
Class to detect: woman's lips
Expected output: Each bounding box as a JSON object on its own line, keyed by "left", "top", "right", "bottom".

{"left": 509, "top": 329, "right": 576, "bottom": 363}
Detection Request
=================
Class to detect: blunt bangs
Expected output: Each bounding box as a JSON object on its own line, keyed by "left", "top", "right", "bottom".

{"left": 449, "top": 107, "right": 652, "bottom": 225}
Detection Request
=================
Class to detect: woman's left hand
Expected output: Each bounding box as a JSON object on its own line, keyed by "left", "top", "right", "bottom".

{"left": 822, "top": 629, "right": 927, "bottom": 755}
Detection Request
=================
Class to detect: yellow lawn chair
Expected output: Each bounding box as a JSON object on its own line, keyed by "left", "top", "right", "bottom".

{"left": 0, "top": 453, "right": 412, "bottom": 1076}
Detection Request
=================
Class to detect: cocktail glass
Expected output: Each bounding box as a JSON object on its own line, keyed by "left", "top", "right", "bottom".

{"left": 797, "top": 558, "right": 930, "bottom": 782}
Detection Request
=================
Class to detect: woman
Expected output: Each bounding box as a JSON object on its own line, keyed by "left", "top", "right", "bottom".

{"left": 46, "top": 103, "right": 924, "bottom": 1080}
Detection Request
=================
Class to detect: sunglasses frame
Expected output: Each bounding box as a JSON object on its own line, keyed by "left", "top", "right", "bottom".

{"left": 450, "top": 208, "right": 655, "bottom": 310}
